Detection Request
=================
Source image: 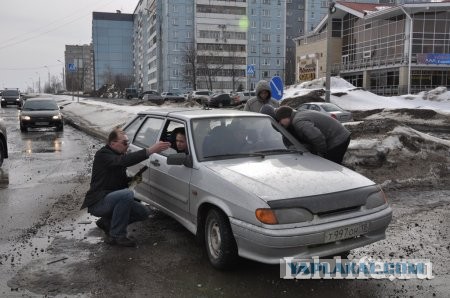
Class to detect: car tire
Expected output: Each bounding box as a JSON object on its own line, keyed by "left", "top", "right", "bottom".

{"left": 218, "top": 102, "right": 223, "bottom": 108}
{"left": 56, "top": 125, "right": 64, "bottom": 132}
{"left": 20, "top": 125, "right": 27, "bottom": 132}
{"left": 0, "top": 142, "right": 4, "bottom": 167}
{"left": 126, "top": 96, "right": 132, "bottom": 100}
{"left": 1, "top": 104, "right": 5, "bottom": 108}
{"left": 204, "top": 208, "right": 238, "bottom": 270}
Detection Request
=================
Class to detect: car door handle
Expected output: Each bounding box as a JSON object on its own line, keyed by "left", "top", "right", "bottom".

{"left": 150, "top": 159, "right": 160, "bottom": 167}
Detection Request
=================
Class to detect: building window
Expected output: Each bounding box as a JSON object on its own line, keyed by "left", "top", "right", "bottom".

{"left": 262, "top": 10, "right": 270, "bottom": 17}
{"left": 262, "top": 34, "right": 271, "bottom": 42}
{"left": 263, "top": 71, "right": 269, "bottom": 78}
{"left": 172, "top": 19, "right": 177, "bottom": 26}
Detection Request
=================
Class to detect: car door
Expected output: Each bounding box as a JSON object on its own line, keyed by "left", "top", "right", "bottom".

{"left": 127, "top": 116, "right": 165, "bottom": 201}
{"left": 148, "top": 119, "right": 193, "bottom": 222}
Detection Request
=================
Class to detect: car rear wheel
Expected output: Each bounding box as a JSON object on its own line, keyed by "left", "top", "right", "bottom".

{"left": 205, "top": 208, "right": 238, "bottom": 269}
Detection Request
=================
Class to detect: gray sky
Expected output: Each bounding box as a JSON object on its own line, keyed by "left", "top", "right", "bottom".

{"left": 0, "top": 0, "right": 137, "bottom": 91}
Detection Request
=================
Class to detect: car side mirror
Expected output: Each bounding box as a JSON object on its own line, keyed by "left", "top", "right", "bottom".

{"left": 167, "top": 153, "right": 193, "bottom": 168}
{"left": 59, "top": 106, "right": 64, "bottom": 110}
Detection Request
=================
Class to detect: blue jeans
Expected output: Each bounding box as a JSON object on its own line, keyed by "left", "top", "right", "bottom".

{"left": 88, "top": 189, "right": 150, "bottom": 238}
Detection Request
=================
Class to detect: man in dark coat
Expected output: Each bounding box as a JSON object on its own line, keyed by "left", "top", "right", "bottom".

{"left": 81, "top": 128, "right": 171, "bottom": 247}
{"left": 275, "top": 106, "right": 351, "bottom": 164}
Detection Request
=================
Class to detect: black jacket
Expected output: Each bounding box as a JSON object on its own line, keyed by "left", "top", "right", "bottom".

{"left": 290, "top": 110, "right": 350, "bottom": 155}
{"left": 81, "top": 145, "right": 148, "bottom": 209}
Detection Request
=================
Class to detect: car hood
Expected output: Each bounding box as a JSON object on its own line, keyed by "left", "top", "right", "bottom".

{"left": 21, "top": 110, "right": 60, "bottom": 116}
{"left": 202, "top": 153, "right": 374, "bottom": 202}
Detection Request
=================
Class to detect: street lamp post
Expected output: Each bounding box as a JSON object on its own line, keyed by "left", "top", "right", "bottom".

{"left": 325, "top": 2, "right": 336, "bottom": 103}
{"left": 400, "top": 6, "right": 412, "bottom": 95}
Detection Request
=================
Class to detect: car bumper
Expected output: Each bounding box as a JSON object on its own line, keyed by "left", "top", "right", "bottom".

{"left": 2, "top": 99, "right": 22, "bottom": 105}
{"left": 21, "top": 119, "right": 63, "bottom": 128}
{"left": 230, "top": 206, "right": 392, "bottom": 264}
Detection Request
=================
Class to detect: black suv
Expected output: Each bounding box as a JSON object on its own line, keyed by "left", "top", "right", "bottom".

{"left": 1, "top": 89, "right": 22, "bottom": 107}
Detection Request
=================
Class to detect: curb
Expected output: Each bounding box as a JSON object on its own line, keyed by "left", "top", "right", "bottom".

{"left": 62, "top": 112, "right": 108, "bottom": 142}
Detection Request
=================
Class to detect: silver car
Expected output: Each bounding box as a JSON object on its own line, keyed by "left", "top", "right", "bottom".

{"left": 297, "top": 102, "right": 354, "bottom": 123}
{"left": 124, "top": 108, "right": 391, "bottom": 269}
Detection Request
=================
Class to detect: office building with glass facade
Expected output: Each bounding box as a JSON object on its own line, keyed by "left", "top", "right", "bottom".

{"left": 92, "top": 12, "right": 134, "bottom": 91}
{"left": 295, "top": 1, "right": 450, "bottom": 95}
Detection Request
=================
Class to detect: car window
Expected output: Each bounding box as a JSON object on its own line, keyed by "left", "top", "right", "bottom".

{"left": 124, "top": 116, "right": 146, "bottom": 142}
{"left": 310, "top": 105, "right": 320, "bottom": 111}
{"left": 193, "top": 116, "right": 299, "bottom": 161}
{"left": 2, "top": 90, "right": 20, "bottom": 96}
{"left": 321, "top": 103, "right": 344, "bottom": 112}
{"left": 22, "top": 100, "right": 58, "bottom": 110}
{"left": 159, "top": 120, "right": 188, "bottom": 156}
{"left": 133, "top": 117, "right": 164, "bottom": 148}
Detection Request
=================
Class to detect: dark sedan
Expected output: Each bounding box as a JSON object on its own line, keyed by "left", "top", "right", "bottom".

{"left": 207, "top": 93, "right": 232, "bottom": 108}
{"left": 19, "top": 98, "right": 64, "bottom": 132}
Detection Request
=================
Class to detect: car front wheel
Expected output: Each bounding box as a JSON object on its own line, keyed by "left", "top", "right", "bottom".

{"left": 20, "top": 124, "right": 27, "bottom": 132}
{"left": 205, "top": 208, "right": 238, "bottom": 269}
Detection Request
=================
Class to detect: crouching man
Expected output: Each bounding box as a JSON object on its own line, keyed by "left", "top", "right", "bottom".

{"left": 80, "top": 128, "right": 171, "bottom": 247}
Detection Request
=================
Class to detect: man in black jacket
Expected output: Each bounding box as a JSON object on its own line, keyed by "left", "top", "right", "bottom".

{"left": 81, "top": 128, "right": 171, "bottom": 247}
{"left": 275, "top": 106, "right": 351, "bottom": 164}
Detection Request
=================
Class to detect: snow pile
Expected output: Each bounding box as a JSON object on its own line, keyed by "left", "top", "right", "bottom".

{"left": 282, "top": 76, "right": 450, "bottom": 113}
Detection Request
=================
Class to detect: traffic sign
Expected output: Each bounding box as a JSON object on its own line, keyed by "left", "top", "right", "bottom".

{"left": 270, "top": 76, "right": 283, "bottom": 100}
{"left": 68, "top": 63, "right": 76, "bottom": 72}
{"left": 246, "top": 65, "right": 255, "bottom": 75}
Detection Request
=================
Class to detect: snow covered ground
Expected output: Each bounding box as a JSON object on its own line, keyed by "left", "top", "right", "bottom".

{"left": 53, "top": 77, "right": 450, "bottom": 190}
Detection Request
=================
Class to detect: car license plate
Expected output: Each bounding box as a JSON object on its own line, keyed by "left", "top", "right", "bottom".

{"left": 324, "top": 223, "right": 369, "bottom": 243}
{"left": 35, "top": 122, "right": 49, "bottom": 126}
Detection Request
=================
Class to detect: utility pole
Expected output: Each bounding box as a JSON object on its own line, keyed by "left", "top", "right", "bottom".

{"left": 325, "top": 2, "right": 336, "bottom": 103}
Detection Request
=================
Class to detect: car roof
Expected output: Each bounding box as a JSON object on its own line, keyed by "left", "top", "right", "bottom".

{"left": 137, "top": 107, "right": 267, "bottom": 121}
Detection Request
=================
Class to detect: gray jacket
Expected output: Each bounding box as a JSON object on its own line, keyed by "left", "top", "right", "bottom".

{"left": 290, "top": 110, "right": 350, "bottom": 154}
{"left": 244, "top": 80, "right": 279, "bottom": 112}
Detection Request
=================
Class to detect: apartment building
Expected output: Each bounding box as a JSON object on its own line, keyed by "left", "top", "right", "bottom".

{"left": 133, "top": 0, "right": 285, "bottom": 93}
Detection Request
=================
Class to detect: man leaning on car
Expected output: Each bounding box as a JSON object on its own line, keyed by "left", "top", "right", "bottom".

{"left": 81, "top": 127, "right": 171, "bottom": 247}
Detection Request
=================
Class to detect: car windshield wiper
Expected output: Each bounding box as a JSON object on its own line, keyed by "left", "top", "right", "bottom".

{"left": 203, "top": 153, "right": 265, "bottom": 159}
{"left": 255, "top": 148, "right": 303, "bottom": 155}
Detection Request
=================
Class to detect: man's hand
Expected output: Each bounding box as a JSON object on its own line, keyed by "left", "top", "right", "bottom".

{"left": 146, "top": 141, "right": 171, "bottom": 156}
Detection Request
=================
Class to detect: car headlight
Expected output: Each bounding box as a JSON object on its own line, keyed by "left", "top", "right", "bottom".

{"left": 365, "top": 189, "right": 388, "bottom": 209}
{"left": 21, "top": 115, "right": 31, "bottom": 121}
{"left": 256, "top": 208, "right": 313, "bottom": 225}
{"left": 52, "top": 114, "right": 61, "bottom": 120}
{"left": 1, "top": 98, "right": 4, "bottom": 101}
{"left": 16, "top": 98, "right": 20, "bottom": 101}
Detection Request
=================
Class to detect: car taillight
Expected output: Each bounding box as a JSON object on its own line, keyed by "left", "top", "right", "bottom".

{"left": 330, "top": 113, "right": 337, "bottom": 120}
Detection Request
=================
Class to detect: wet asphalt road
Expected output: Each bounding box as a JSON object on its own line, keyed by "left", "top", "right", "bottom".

{"left": 0, "top": 105, "right": 449, "bottom": 297}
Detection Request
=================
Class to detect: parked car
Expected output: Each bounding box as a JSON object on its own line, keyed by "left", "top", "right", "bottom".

{"left": 207, "top": 93, "right": 233, "bottom": 108}
{"left": 1, "top": 89, "right": 22, "bottom": 108}
{"left": 142, "top": 91, "right": 164, "bottom": 105}
{"left": 123, "top": 108, "right": 392, "bottom": 269}
{"left": 188, "top": 90, "right": 214, "bottom": 104}
{"left": 0, "top": 117, "right": 8, "bottom": 167}
{"left": 125, "top": 88, "right": 138, "bottom": 100}
{"left": 160, "top": 92, "right": 185, "bottom": 102}
{"left": 231, "top": 91, "right": 256, "bottom": 105}
{"left": 297, "top": 102, "right": 354, "bottom": 123}
{"left": 138, "top": 90, "right": 158, "bottom": 99}
{"left": 18, "top": 98, "right": 64, "bottom": 132}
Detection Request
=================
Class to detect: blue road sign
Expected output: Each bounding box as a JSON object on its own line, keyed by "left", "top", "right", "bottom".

{"left": 247, "top": 65, "right": 255, "bottom": 75}
{"left": 270, "top": 76, "right": 283, "bottom": 100}
{"left": 68, "top": 63, "right": 76, "bottom": 72}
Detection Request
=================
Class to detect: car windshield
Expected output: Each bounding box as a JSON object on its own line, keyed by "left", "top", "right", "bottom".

{"left": 192, "top": 116, "right": 304, "bottom": 161}
{"left": 320, "top": 103, "right": 344, "bottom": 112}
{"left": 2, "top": 90, "right": 20, "bottom": 96}
{"left": 22, "top": 100, "right": 58, "bottom": 111}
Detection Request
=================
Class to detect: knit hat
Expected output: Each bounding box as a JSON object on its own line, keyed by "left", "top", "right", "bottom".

{"left": 275, "top": 106, "right": 293, "bottom": 121}
{"left": 259, "top": 104, "right": 276, "bottom": 119}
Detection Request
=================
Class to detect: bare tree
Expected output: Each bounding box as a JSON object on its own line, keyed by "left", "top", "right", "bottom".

{"left": 114, "top": 74, "right": 134, "bottom": 91}
{"left": 182, "top": 45, "right": 198, "bottom": 91}
{"left": 197, "top": 52, "right": 223, "bottom": 91}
